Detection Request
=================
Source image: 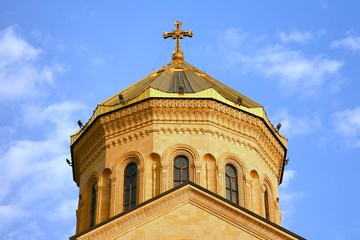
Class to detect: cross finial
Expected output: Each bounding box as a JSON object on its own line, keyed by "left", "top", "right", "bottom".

{"left": 163, "top": 21, "right": 193, "bottom": 62}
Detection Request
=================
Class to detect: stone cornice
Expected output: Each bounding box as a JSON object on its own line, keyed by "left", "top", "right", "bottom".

{"left": 71, "top": 183, "right": 303, "bottom": 240}
{"left": 72, "top": 99, "right": 286, "bottom": 184}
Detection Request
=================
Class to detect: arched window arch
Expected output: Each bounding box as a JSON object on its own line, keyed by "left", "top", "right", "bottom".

{"left": 123, "top": 162, "right": 138, "bottom": 211}
{"left": 89, "top": 184, "right": 97, "bottom": 227}
{"left": 225, "top": 164, "right": 238, "bottom": 204}
{"left": 174, "top": 155, "right": 189, "bottom": 187}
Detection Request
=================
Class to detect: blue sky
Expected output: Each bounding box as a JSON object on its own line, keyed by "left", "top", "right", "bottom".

{"left": 0, "top": 1, "right": 359, "bottom": 239}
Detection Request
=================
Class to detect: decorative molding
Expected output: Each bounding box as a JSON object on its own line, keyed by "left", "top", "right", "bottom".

{"left": 164, "top": 146, "right": 197, "bottom": 190}
{"left": 73, "top": 98, "right": 286, "bottom": 185}
{"left": 80, "top": 173, "right": 99, "bottom": 232}
{"left": 76, "top": 129, "right": 280, "bottom": 188}
{"left": 112, "top": 152, "right": 145, "bottom": 215}
{"left": 75, "top": 185, "right": 298, "bottom": 240}
{"left": 222, "top": 157, "right": 246, "bottom": 207}
{"left": 262, "top": 176, "right": 277, "bottom": 223}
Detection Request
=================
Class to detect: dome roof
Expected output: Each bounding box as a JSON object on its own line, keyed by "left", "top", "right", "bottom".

{"left": 100, "top": 60, "right": 261, "bottom": 108}
{"left": 71, "top": 21, "right": 286, "bottom": 148}
{"left": 70, "top": 58, "right": 286, "bottom": 145}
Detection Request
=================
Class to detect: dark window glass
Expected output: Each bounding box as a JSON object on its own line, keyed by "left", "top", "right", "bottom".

{"left": 90, "top": 184, "right": 97, "bottom": 227}
{"left": 174, "top": 156, "right": 189, "bottom": 187}
{"left": 226, "top": 189, "right": 231, "bottom": 199}
{"left": 124, "top": 163, "right": 137, "bottom": 210}
{"left": 225, "top": 164, "right": 238, "bottom": 204}
{"left": 264, "top": 188, "right": 270, "bottom": 220}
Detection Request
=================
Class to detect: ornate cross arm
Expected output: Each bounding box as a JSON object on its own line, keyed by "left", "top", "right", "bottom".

{"left": 164, "top": 21, "right": 193, "bottom": 61}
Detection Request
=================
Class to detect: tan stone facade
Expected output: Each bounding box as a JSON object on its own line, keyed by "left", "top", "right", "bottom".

{"left": 69, "top": 95, "right": 300, "bottom": 238}
{"left": 71, "top": 184, "right": 302, "bottom": 240}
{"left": 69, "top": 35, "right": 303, "bottom": 238}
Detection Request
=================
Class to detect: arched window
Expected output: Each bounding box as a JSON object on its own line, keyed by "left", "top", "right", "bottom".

{"left": 264, "top": 187, "right": 270, "bottom": 220}
{"left": 225, "top": 164, "right": 238, "bottom": 204}
{"left": 90, "top": 184, "right": 97, "bottom": 227}
{"left": 124, "top": 162, "right": 137, "bottom": 210}
{"left": 174, "top": 155, "right": 189, "bottom": 187}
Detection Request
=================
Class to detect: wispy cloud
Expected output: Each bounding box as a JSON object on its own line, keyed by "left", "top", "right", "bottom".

{"left": 271, "top": 108, "right": 322, "bottom": 138}
{"left": 278, "top": 30, "right": 313, "bottom": 44}
{"left": 31, "top": 29, "right": 66, "bottom": 53}
{"left": 333, "top": 106, "right": 360, "bottom": 147}
{"left": 0, "top": 26, "right": 87, "bottom": 239}
{"left": 281, "top": 169, "right": 297, "bottom": 188}
{"left": 221, "top": 28, "right": 248, "bottom": 49}
{"left": 214, "top": 28, "right": 343, "bottom": 98}
{"left": 0, "top": 26, "right": 64, "bottom": 101}
{"left": 0, "top": 101, "right": 87, "bottom": 239}
{"left": 279, "top": 169, "right": 306, "bottom": 227}
{"left": 74, "top": 44, "right": 106, "bottom": 67}
{"left": 332, "top": 35, "right": 360, "bottom": 51}
{"left": 334, "top": 220, "right": 360, "bottom": 240}
{"left": 249, "top": 46, "right": 342, "bottom": 98}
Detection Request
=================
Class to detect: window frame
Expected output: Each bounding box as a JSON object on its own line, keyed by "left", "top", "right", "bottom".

{"left": 225, "top": 164, "right": 239, "bottom": 204}
{"left": 264, "top": 187, "right": 270, "bottom": 220}
{"left": 89, "top": 183, "right": 97, "bottom": 227}
{"left": 173, "top": 155, "right": 190, "bottom": 187}
{"left": 123, "top": 162, "right": 138, "bottom": 211}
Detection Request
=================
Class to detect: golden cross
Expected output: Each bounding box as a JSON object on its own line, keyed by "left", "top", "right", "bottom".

{"left": 163, "top": 21, "right": 193, "bottom": 61}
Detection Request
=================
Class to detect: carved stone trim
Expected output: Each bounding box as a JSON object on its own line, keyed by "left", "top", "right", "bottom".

{"left": 165, "top": 147, "right": 197, "bottom": 190}
{"left": 113, "top": 152, "right": 145, "bottom": 215}
{"left": 80, "top": 173, "right": 99, "bottom": 232}
{"left": 73, "top": 99, "right": 286, "bottom": 184}
{"left": 76, "top": 126, "right": 280, "bottom": 185}
{"left": 223, "top": 157, "right": 246, "bottom": 207}
{"left": 262, "top": 176, "right": 276, "bottom": 222}
{"left": 75, "top": 185, "right": 299, "bottom": 240}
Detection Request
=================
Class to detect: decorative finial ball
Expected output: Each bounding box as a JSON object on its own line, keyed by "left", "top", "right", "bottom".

{"left": 172, "top": 52, "right": 184, "bottom": 61}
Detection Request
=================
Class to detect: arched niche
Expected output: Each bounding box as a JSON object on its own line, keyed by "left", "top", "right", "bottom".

{"left": 262, "top": 175, "right": 275, "bottom": 222}
{"left": 112, "top": 151, "right": 145, "bottom": 214}
{"left": 149, "top": 152, "right": 161, "bottom": 197}
{"left": 162, "top": 144, "right": 200, "bottom": 191}
{"left": 250, "top": 170, "right": 261, "bottom": 215}
{"left": 99, "top": 168, "right": 111, "bottom": 222}
{"left": 203, "top": 153, "right": 217, "bottom": 193}
{"left": 218, "top": 153, "right": 246, "bottom": 207}
{"left": 79, "top": 171, "right": 100, "bottom": 232}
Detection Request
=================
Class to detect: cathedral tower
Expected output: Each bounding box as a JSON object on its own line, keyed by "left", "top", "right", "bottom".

{"left": 69, "top": 21, "right": 303, "bottom": 240}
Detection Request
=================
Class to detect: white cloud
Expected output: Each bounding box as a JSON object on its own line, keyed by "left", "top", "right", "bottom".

{"left": 333, "top": 106, "right": 360, "bottom": 147}
{"left": 279, "top": 169, "right": 305, "bottom": 227}
{"left": 3, "top": 220, "right": 45, "bottom": 240}
{"left": 332, "top": 35, "right": 360, "bottom": 51}
{"left": 0, "top": 26, "right": 84, "bottom": 239}
{"left": 271, "top": 108, "right": 322, "bottom": 138}
{"left": 90, "top": 56, "right": 105, "bottom": 66}
{"left": 278, "top": 30, "right": 313, "bottom": 44}
{"left": 0, "top": 126, "right": 15, "bottom": 144}
{"left": 48, "top": 198, "right": 78, "bottom": 223}
{"left": 221, "top": 28, "right": 248, "bottom": 49}
{"left": 0, "top": 27, "right": 39, "bottom": 66}
{"left": 0, "top": 204, "right": 29, "bottom": 227}
{"left": 31, "top": 30, "right": 66, "bottom": 53}
{"left": 280, "top": 169, "right": 296, "bottom": 188}
{"left": 0, "top": 101, "right": 87, "bottom": 238}
{"left": 23, "top": 101, "right": 87, "bottom": 129}
{"left": 216, "top": 28, "right": 343, "bottom": 98}
{"left": 0, "top": 26, "right": 63, "bottom": 101}
{"left": 74, "top": 44, "right": 106, "bottom": 67}
{"left": 247, "top": 46, "right": 342, "bottom": 97}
